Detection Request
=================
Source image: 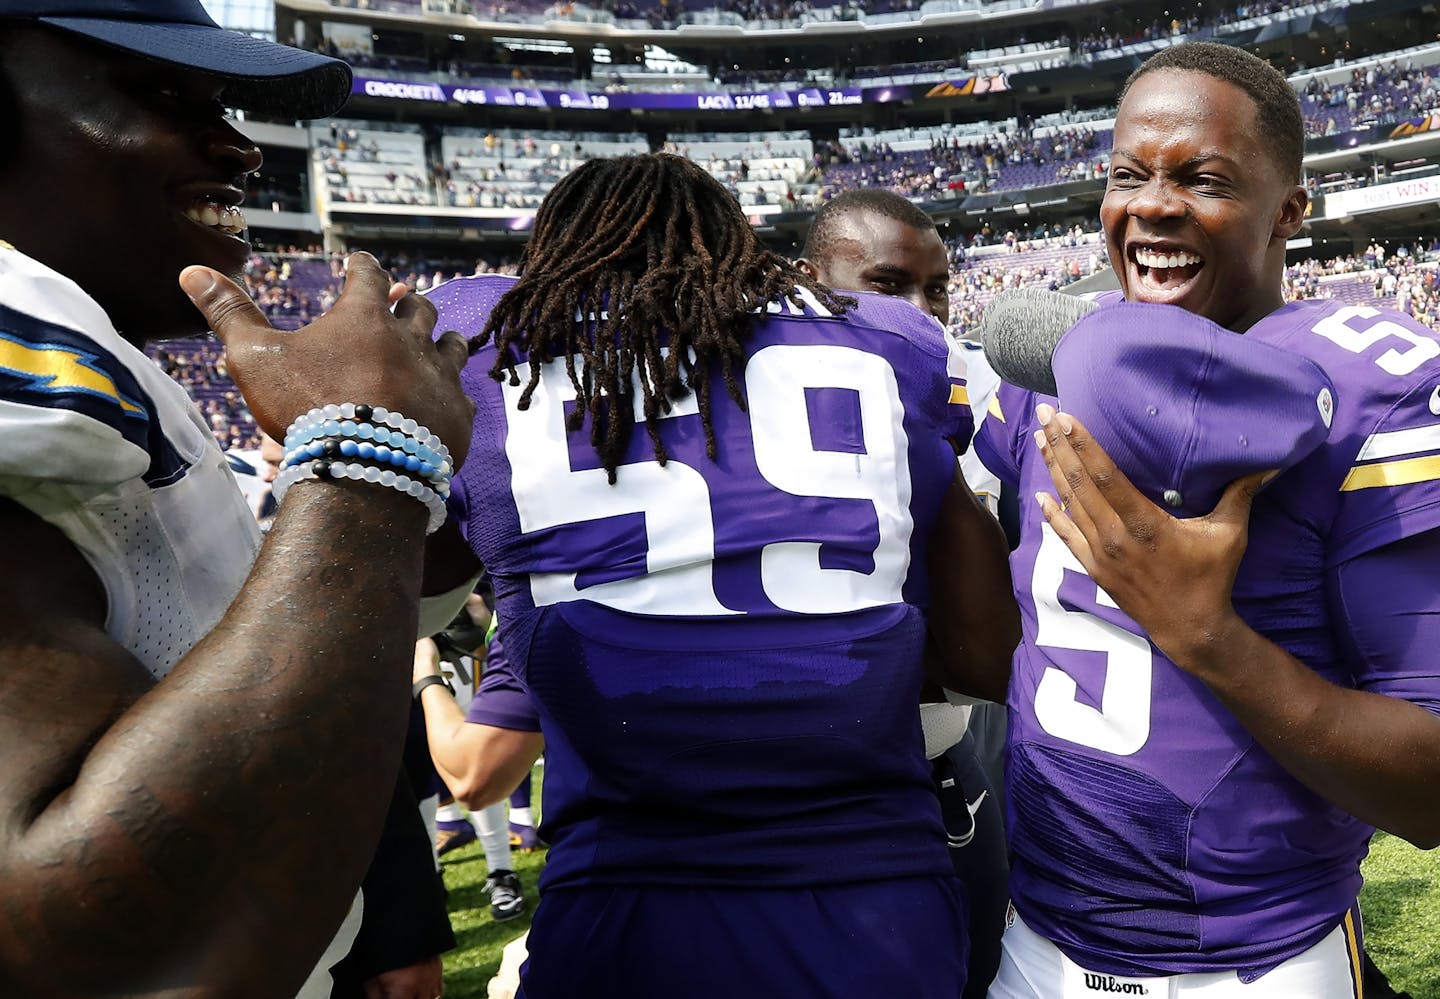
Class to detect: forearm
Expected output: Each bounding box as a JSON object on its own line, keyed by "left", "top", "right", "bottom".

{"left": 418, "top": 681, "right": 478, "bottom": 792}
{"left": 423, "top": 694, "right": 540, "bottom": 810}
{"left": 7, "top": 482, "right": 429, "bottom": 994}
{"left": 926, "top": 470, "right": 1019, "bottom": 702}
{"left": 1178, "top": 620, "right": 1440, "bottom": 849}
{"left": 452, "top": 736, "right": 542, "bottom": 811}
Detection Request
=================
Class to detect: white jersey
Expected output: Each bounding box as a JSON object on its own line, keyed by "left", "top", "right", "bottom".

{"left": 0, "top": 243, "right": 356, "bottom": 998}
{"left": 957, "top": 341, "right": 1001, "bottom": 515}
{"left": 226, "top": 447, "right": 277, "bottom": 524}
{"left": 0, "top": 243, "right": 259, "bottom": 677}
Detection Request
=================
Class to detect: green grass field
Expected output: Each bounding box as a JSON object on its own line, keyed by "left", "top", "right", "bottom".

{"left": 437, "top": 796, "right": 1440, "bottom": 998}
{"left": 1361, "top": 833, "right": 1440, "bottom": 998}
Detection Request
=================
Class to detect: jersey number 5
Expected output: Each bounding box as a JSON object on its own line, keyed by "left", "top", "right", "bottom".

{"left": 1311, "top": 306, "right": 1440, "bottom": 376}
{"left": 1031, "top": 524, "right": 1152, "bottom": 755}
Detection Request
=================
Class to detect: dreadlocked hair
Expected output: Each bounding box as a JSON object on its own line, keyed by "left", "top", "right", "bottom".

{"left": 474, "top": 153, "right": 851, "bottom": 483}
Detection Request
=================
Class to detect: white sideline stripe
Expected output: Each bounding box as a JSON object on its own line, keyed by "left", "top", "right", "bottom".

{"left": 1357, "top": 423, "right": 1440, "bottom": 461}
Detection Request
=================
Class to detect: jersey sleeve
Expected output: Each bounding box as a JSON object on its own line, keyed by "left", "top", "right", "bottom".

{"left": 1329, "top": 352, "right": 1440, "bottom": 566}
{"left": 972, "top": 380, "right": 1033, "bottom": 490}
{"left": 943, "top": 334, "right": 975, "bottom": 454}
{"left": 464, "top": 634, "right": 541, "bottom": 732}
{"left": 0, "top": 248, "right": 153, "bottom": 492}
{"left": 1332, "top": 526, "right": 1440, "bottom": 717}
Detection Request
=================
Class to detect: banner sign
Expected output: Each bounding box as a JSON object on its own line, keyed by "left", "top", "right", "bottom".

{"left": 1325, "top": 174, "right": 1440, "bottom": 217}
{"left": 351, "top": 75, "right": 1005, "bottom": 111}
{"left": 1390, "top": 113, "right": 1440, "bottom": 139}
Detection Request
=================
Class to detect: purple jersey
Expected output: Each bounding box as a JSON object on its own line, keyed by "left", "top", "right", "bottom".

{"left": 975, "top": 294, "right": 1440, "bottom": 977}
{"left": 464, "top": 633, "right": 541, "bottom": 733}
{"left": 432, "top": 274, "right": 971, "bottom": 891}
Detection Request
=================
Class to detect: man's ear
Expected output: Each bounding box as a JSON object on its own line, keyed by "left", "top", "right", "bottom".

{"left": 1273, "top": 185, "right": 1309, "bottom": 241}
{"left": 795, "top": 257, "right": 822, "bottom": 282}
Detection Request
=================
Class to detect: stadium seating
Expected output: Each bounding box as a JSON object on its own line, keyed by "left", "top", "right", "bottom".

{"left": 438, "top": 130, "right": 648, "bottom": 210}
{"left": 157, "top": 240, "right": 1439, "bottom": 451}
{"left": 312, "top": 122, "right": 437, "bottom": 207}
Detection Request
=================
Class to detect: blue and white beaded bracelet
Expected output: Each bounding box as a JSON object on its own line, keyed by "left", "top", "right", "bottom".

{"left": 281, "top": 403, "right": 454, "bottom": 496}
{"left": 285, "top": 404, "right": 452, "bottom": 469}
{"left": 282, "top": 437, "right": 450, "bottom": 497}
{"left": 272, "top": 458, "right": 448, "bottom": 534}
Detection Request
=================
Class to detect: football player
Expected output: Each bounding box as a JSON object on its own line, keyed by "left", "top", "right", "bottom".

{"left": 798, "top": 187, "right": 1012, "bottom": 998}
{"left": 978, "top": 42, "right": 1440, "bottom": 997}
{"left": 0, "top": 3, "right": 475, "bottom": 993}
{"left": 429, "top": 153, "right": 1018, "bottom": 997}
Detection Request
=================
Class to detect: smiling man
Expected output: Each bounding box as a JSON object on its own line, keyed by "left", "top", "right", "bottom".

{"left": 799, "top": 188, "right": 954, "bottom": 325}
{"left": 0, "top": 2, "right": 475, "bottom": 995}
{"left": 977, "top": 42, "right": 1440, "bottom": 997}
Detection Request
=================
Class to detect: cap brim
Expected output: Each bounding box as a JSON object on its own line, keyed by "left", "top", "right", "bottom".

{"left": 40, "top": 17, "right": 352, "bottom": 119}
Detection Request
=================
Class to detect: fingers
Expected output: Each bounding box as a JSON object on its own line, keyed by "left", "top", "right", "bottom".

{"left": 393, "top": 288, "right": 438, "bottom": 337}
{"left": 335, "top": 251, "right": 392, "bottom": 306}
{"left": 434, "top": 330, "right": 471, "bottom": 374}
{"left": 387, "top": 281, "right": 411, "bottom": 308}
{"left": 1210, "top": 469, "right": 1274, "bottom": 526}
{"left": 1035, "top": 491, "right": 1095, "bottom": 571}
{"left": 1036, "top": 404, "right": 1163, "bottom": 534}
{"left": 179, "top": 267, "right": 272, "bottom": 345}
{"left": 1034, "top": 404, "right": 1109, "bottom": 542}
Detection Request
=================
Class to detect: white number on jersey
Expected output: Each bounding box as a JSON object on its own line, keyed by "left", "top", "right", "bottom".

{"left": 1310, "top": 306, "right": 1440, "bottom": 377}
{"left": 749, "top": 345, "right": 913, "bottom": 613}
{"left": 503, "top": 344, "right": 913, "bottom": 616}
{"left": 1031, "top": 523, "right": 1152, "bottom": 755}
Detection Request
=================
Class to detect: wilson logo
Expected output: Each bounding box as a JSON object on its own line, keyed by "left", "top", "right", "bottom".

{"left": 1083, "top": 974, "right": 1148, "bottom": 994}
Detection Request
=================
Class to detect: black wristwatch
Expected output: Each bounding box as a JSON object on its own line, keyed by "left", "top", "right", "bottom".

{"left": 412, "top": 674, "right": 453, "bottom": 701}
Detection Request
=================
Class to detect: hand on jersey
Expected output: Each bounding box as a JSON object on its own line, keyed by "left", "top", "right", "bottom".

{"left": 178, "top": 252, "right": 475, "bottom": 469}
{"left": 1031, "top": 402, "right": 1272, "bottom": 677}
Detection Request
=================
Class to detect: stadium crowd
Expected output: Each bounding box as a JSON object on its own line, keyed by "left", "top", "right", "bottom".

{"left": 1300, "top": 60, "right": 1440, "bottom": 136}
{"left": 157, "top": 236, "right": 1440, "bottom": 453}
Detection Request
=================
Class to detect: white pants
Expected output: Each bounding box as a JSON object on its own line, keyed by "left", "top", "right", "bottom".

{"left": 988, "top": 908, "right": 1363, "bottom": 998}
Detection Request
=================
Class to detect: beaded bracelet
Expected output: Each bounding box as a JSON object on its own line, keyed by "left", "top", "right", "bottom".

{"left": 283, "top": 420, "right": 450, "bottom": 476}
{"left": 283, "top": 437, "right": 450, "bottom": 497}
{"left": 285, "top": 404, "right": 451, "bottom": 469}
{"left": 281, "top": 404, "right": 453, "bottom": 498}
{"left": 272, "top": 458, "right": 448, "bottom": 534}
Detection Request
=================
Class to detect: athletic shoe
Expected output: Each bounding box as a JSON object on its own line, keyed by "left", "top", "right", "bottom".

{"left": 484, "top": 869, "right": 526, "bottom": 922}
{"left": 508, "top": 821, "right": 543, "bottom": 852}
{"left": 435, "top": 818, "right": 477, "bottom": 857}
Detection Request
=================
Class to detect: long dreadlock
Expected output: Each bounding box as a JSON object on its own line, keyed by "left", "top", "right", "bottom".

{"left": 473, "top": 153, "right": 851, "bottom": 483}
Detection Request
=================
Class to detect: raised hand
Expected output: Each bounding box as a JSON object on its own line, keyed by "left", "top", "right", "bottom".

{"left": 179, "top": 252, "right": 475, "bottom": 468}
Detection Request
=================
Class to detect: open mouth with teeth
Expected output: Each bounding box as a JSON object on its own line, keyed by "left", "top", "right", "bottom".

{"left": 1131, "top": 246, "right": 1204, "bottom": 294}
{"left": 183, "top": 200, "right": 248, "bottom": 236}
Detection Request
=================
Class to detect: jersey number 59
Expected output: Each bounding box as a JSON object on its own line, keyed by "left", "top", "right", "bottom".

{"left": 502, "top": 344, "right": 915, "bottom": 616}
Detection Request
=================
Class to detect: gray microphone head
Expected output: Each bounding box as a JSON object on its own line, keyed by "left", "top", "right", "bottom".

{"left": 979, "top": 288, "right": 1100, "bottom": 396}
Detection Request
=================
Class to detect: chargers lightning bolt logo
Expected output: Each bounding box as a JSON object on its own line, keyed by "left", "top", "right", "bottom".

{"left": 0, "top": 331, "right": 145, "bottom": 416}
{"left": 0, "top": 302, "right": 151, "bottom": 449}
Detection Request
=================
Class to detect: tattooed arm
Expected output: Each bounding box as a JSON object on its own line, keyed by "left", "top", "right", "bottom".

{"left": 0, "top": 485, "right": 432, "bottom": 996}
{"left": 0, "top": 255, "right": 476, "bottom": 997}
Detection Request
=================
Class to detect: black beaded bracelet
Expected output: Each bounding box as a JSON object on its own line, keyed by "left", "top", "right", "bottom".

{"left": 412, "top": 674, "right": 453, "bottom": 701}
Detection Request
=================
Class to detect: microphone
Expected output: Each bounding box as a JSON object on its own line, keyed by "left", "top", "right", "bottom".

{"left": 979, "top": 287, "right": 1099, "bottom": 396}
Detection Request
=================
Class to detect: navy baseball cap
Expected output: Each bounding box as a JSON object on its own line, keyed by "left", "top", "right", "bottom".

{"left": 1051, "top": 302, "right": 1337, "bottom": 518}
{"left": 2, "top": 0, "right": 352, "bottom": 119}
